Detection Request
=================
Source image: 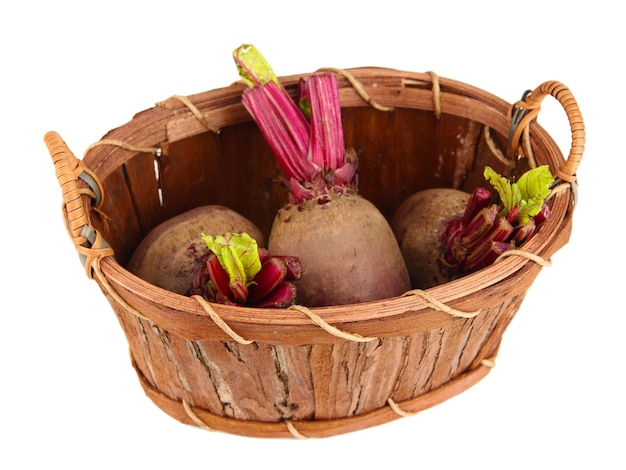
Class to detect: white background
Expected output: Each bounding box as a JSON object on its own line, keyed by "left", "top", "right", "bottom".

{"left": 2, "top": 2, "right": 623, "bottom": 469}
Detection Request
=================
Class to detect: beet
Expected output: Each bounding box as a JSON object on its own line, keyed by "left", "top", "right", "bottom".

{"left": 391, "top": 188, "right": 470, "bottom": 289}
{"left": 234, "top": 44, "right": 410, "bottom": 307}
{"left": 270, "top": 192, "right": 410, "bottom": 307}
{"left": 127, "top": 205, "right": 264, "bottom": 295}
{"left": 392, "top": 166, "right": 556, "bottom": 289}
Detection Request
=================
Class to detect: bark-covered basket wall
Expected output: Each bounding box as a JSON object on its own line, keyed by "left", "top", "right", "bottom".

{"left": 45, "top": 67, "right": 583, "bottom": 438}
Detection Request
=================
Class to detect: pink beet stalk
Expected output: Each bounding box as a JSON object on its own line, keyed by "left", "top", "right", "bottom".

{"left": 188, "top": 232, "right": 302, "bottom": 308}
{"left": 232, "top": 44, "right": 411, "bottom": 307}
{"left": 234, "top": 44, "right": 357, "bottom": 204}
{"left": 300, "top": 72, "right": 345, "bottom": 170}
{"left": 440, "top": 165, "right": 555, "bottom": 274}
{"left": 241, "top": 81, "right": 315, "bottom": 184}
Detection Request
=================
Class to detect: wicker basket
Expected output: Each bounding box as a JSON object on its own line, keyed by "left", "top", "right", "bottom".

{"left": 44, "top": 67, "right": 584, "bottom": 439}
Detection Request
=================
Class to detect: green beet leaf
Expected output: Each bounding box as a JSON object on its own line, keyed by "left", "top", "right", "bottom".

{"left": 201, "top": 232, "right": 262, "bottom": 287}
{"left": 233, "top": 44, "right": 278, "bottom": 87}
{"left": 484, "top": 165, "right": 554, "bottom": 226}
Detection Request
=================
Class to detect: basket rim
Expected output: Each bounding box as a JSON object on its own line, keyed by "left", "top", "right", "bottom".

{"left": 84, "top": 67, "right": 518, "bottom": 181}
{"left": 97, "top": 184, "right": 570, "bottom": 344}
{"left": 72, "top": 66, "right": 577, "bottom": 345}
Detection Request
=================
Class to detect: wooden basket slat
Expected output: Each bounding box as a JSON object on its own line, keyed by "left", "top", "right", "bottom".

{"left": 110, "top": 297, "right": 514, "bottom": 426}
{"left": 123, "top": 151, "right": 163, "bottom": 237}
{"left": 92, "top": 166, "right": 143, "bottom": 264}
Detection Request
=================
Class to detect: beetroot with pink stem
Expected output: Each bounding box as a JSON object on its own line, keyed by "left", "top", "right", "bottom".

{"left": 440, "top": 165, "right": 555, "bottom": 275}
{"left": 391, "top": 165, "right": 555, "bottom": 290}
{"left": 188, "top": 231, "right": 302, "bottom": 308}
{"left": 233, "top": 45, "right": 410, "bottom": 307}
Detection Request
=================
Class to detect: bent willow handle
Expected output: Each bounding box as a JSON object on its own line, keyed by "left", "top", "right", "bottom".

{"left": 44, "top": 131, "right": 112, "bottom": 272}
{"left": 509, "top": 81, "right": 585, "bottom": 183}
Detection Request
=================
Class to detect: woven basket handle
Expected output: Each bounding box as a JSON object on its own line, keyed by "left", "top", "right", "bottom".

{"left": 44, "top": 131, "right": 112, "bottom": 272}
{"left": 509, "top": 81, "right": 585, "bottom": 183}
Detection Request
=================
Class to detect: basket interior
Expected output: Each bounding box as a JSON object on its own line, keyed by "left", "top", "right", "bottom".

{"left": 88, "top": 92, "right": 533, "bottom": 268}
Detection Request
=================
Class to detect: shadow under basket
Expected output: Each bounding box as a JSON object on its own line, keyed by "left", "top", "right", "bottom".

{"left": 45, "top": 67, "right": 584, "bottom": 439}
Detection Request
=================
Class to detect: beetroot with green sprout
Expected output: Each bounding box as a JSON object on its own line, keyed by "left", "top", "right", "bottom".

{"left": 233, "top": 44, "right": 410, "bottom": 307}
{"left": 394, "top": 165, "right": 555, "bottom": 289}
{"left": 440, "top": 165, "right": 554, "bottom": 275}
{"left": 128, "top": 205, "right": 264, "bottom": 295}
{"left": 188, "top": 231, "right": 302, "bottom": 308}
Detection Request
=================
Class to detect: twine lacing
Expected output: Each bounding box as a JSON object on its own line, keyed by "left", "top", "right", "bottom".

{"left": 401, "top": 71, "right": 442, "bottom": 118}
{"left": 84, "top": 95, "right": 221, "bottom": 159}
{"left": 387, "top": 397, "right": 419, "bottom": 417}
{"left": 91, "top": 257, "right": 255, "bottom": 345}
{"left": 182, "top": 400, "right": 216, "bottom": 432}
{"left": 483, "top": 126, "right": 516, "bottom": 168}
{"left": 289, "top": 304, "right": 377, "bottom": 342}
{"left": 427, "top": 71, "right": 441, "bottom": 118}
{"left": 84, "top": 139, "right": 159, "bottom": 157}
{"left": 157, "top": 95, "right": 221, "bottom": 133}
{"left": 90, "top": 257, "right": 151, "bottom": 321}
{"left": 285, "top": 420, "right": 309, "bottom": 440}
{"left": 548, "top": 180, "right": 571, "bottom": 200}
{"left": 318, "top": 67, "right": 394, "bottom": 112}
{"left": 495, "top": 249, "right": 552, "bottom": 267}
{"left": 191, "top": 295, "right": 253, "bottom": 345}
{"left": 182, "top": 398, "right": 309, "bottom": 439}
{"left": 59, "top": 189, "right": 115, "bottom": 279}
{"left": 402, "top": 289, "right": 481, "bottom": 319}
{"left": 387, "top": 354, "right": 497, "bottom": 418}
{"left": 480, "top": 358, "right": 497, "bottom": 368}
{"left": 76, "top": 238, "right": 114, "bottom": 279}
{"left": 86, "top": 251, "right": 257, "bottom": 340}
{"left": 519, "top": 126, "right": 538, "bottom": 169}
